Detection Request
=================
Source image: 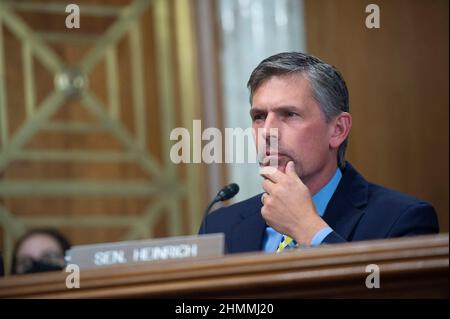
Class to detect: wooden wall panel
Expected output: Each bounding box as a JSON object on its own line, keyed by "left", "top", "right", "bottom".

{"left": 0, "top": 0, "right": 206, "bottom": 274}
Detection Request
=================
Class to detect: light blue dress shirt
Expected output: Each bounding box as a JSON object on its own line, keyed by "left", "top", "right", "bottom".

{"left": 262, "top": 168, "right": 342, "bottom": 252}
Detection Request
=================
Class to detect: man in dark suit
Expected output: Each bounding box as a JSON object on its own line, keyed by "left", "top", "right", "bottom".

{"left": 200, "top": 52, "right": 439, "bottom": 253}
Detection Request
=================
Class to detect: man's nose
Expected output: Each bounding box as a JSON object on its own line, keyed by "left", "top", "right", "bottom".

{"left": 261, "top": 114, "right": 280, "bottom": 146}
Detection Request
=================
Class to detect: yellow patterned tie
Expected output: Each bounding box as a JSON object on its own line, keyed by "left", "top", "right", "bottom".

{"left": 276, "top": 235, "right": 297, "bottom": 253}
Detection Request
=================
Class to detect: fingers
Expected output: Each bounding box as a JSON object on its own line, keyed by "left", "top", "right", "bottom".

{"left": 260, "top": 161, "right": 299, "bottom": 183}
{"left": 285, "top": 161, "right": 299, "bottom": 179}
{"left": 260, "top": 166, "right": 283, "bottom": 183}
{"left": 262, "top": 178, "right": 275, "bottom": 194}
{"left": 261, "top": 192, "right": 268, "bottom": 205}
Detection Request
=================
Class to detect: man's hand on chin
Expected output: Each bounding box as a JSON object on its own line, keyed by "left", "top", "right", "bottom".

{"left": 260, "top": 161, "right": 329, "bottom": 246}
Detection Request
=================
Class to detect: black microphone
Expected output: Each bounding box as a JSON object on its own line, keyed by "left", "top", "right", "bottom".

{"left": 201, "top": 183, "right": 239, "bottom": 234}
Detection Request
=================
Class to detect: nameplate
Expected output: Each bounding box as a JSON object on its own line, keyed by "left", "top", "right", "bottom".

{"left": 65, "top": 233, "right": 224, "bottom": 269}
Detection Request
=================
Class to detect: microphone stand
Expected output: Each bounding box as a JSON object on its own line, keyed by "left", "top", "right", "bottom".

{"left": 201, "top": 198, "right": 219, "bottom": 235}
{"left": 201, "top": 183, "right": 239, "bottom": 235}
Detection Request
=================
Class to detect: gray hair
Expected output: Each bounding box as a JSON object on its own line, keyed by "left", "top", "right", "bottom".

{"left": 247, "top": 52, "right": 349, "bottom": 169}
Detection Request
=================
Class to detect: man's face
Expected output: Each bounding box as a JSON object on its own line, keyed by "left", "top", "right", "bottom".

{"left": 250, "top": 74, "right": 335, "bottom": 182}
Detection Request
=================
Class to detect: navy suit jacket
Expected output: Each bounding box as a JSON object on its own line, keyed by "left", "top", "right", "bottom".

{"left": 199, "top": 163, "right": 439, "bottom": 253}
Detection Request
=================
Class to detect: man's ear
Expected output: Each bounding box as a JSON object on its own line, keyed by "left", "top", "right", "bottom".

{"left": 329, "top": 112, "right": 352, "bottom": 149}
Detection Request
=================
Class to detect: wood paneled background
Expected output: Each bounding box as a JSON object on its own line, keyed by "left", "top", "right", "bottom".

{"left": 0, "top": 0, "right": 207, "bottom": 274}
{"left": 0, "top": 0, "right": 447, "bottom": 275}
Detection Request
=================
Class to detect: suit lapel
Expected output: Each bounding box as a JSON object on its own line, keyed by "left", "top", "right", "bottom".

{"left": 228, "top": 200, "right": 266, "bottom": 253}
{"left": 322, "top": 163, "right": 369, "bottom": 241}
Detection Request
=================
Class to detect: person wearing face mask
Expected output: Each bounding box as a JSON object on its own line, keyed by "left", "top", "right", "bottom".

{"left": 11, "top": 228, "right": 71, "bottom": 275}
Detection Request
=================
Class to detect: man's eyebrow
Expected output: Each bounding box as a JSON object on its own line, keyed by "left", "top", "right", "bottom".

{"left": 272, "top": 105, "right": 300, "bottom": 112}
{"left": 249, "top": 108, "right": 265, "bottom": 117}
{"left": 250, "top": 105, "right": 300, "bottom": 115}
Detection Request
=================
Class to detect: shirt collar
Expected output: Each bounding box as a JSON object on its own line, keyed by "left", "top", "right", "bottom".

{"left": 312, "top": 168, "right": 342, "bottom": 216}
